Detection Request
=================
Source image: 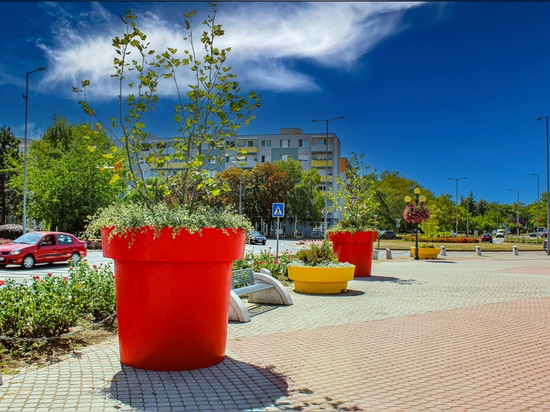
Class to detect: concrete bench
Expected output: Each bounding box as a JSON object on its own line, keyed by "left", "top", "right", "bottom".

{"left": 229, "top": 268, "right": 293, "bottom": 323}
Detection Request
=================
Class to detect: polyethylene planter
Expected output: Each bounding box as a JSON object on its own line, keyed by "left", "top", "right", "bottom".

{"left": 288, "top": 265, "right": 355, "bottom": 294}
{"left": 328, "top": 231, "right": 378, "bottom": 277}
{"left": 101, "top": 226, "right": 246, "bottom": 371}
{"left": 411, "top": 247, "right": 439, "bottom": 259}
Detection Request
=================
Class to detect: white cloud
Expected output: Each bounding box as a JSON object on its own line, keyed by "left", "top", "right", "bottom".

{"left": 37, "top": 2, "right": 426, "bottom": 100}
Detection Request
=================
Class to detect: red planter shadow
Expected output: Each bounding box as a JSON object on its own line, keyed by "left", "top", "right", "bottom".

{"left": 101, "top": 226, "right": 246, "bottom": 371}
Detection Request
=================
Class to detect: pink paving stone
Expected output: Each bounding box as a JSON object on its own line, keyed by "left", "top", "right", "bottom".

{"left": 227, "top": 297, "right": 550, "bottom": 410}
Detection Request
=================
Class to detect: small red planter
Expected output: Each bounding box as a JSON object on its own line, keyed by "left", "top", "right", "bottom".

{"left": 101, "top": 226, "right": 246, "bottom": 371}
{"left": 328, "top": 231, "right": 378, "bottom": 277}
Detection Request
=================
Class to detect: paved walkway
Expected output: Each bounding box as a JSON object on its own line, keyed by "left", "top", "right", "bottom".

{"left": 2, "top": 251, "right": 550, "bottom": 411}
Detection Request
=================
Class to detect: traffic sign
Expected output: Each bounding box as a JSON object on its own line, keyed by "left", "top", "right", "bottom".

{"left": 272, "top": 203, "right": 285, "bottom": 217}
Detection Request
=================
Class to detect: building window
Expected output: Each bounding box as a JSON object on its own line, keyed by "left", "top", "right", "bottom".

{"left": 298, "top": 139, "right": 309, "bottom": 147}
{"left": 261, "top": 140, "right": 271, "bottom": 148}
{"left": 281, "top": 154, "right": 289, "bottom": 161}
{"left": 280, "top": 139, "right": 290, "bottom": 148}
{"left": 261, "top": 155, "right": 266, "bottom": 163}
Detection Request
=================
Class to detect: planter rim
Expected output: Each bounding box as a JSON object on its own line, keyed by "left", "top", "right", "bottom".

{"left": 101, "top": 226, "right": 246, "bottom": 263}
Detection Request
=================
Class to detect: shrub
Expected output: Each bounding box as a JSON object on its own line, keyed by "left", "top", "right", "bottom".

{"left": 292, "top": 239, "right": 345, "bottom": 267}
{"left": 0, "top": 260, "right": 116, "bottom": 351}
{"left": 233, "top": 247, "right": 295, "bottom": 282}
{"left": 0, "top": 224, "right": 23, "bottom": 240}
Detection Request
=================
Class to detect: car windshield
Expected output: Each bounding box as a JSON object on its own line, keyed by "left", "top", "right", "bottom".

{"left": 12, "top": 233, "right": 42, "bottom": 245}
{"left": 252, "top": 231, "right": 262, "bottom": 236}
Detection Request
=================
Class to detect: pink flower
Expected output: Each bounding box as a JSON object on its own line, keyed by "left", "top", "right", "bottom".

{"left": 63, "top": 276, "right": 68, "bottom": 281}
{"left": 403, "top": 203, "right": 430, "bottom": 224}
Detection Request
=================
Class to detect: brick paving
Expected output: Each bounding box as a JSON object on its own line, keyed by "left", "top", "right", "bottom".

{"left": 1, "top": 251, "right": 550, "bottom": 411}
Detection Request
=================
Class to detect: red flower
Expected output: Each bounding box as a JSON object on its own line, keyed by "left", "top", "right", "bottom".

{"left": 63, "top": 276, "right": 68, "bottom": 281}
{"left": 47, "top": 273, "right": 53, "bottom": 277}
{"left": 33, "top": 275, "right": 40, "bottom": 280}
{"left": 0, "top": 280, "right": 4, "bottom": 286}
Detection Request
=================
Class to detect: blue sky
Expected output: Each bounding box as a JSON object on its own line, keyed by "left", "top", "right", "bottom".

{"left": 1, "top": 2, "right": 550, "bottom": 205}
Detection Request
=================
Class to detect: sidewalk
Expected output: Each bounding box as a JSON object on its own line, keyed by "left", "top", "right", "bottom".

{"left": 1, "top": 251, "right": 550, "bottom": 411}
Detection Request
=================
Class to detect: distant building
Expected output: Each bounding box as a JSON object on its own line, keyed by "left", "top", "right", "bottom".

{"left": 119, "top": 128, "right": 346, "bottom": 234}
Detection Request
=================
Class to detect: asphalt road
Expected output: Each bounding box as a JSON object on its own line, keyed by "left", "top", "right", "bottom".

{"left": 0, "top": 237, "right": 413, "bottom": 284}
{"left": 0, "top": 238, "right": 305, "bottom": 283}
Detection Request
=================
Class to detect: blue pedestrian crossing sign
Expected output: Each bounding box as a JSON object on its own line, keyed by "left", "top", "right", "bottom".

{"left": 272, "top": 203, "right": 285, "bottom": 217}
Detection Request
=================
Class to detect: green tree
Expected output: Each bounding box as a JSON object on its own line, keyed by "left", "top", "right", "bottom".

{"left": 248, "top": 163, "right": 293, "bottom": 235}
{"left": 377, "top": 171, "right": 420, "bottom": 232}
{"left": 0, "top": 126, "right": 21, "bottom": 224}
{"left": 273, "top": 158, "right": 322, "bottom": 231}
{"left": 75, "top": 6, "right": 261, "bottom": 211}
{"left": 291, "top": 168, "right": 324, "bottom": 232}
{"left": 27, "top": 116, "right": 125, "bottom": 233}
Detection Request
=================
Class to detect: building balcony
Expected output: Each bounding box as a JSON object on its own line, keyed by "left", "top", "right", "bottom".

{"left": 311, "top": 160, "right": 333, "bottom": 168}
{"left": 238, "top": 146, "right": 258, "bottom": 154}
{"left": 311, "top": 145, "right": 333, "bottom": 153}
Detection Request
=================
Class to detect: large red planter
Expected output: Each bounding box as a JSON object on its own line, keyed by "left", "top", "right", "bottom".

{"left": 101, "top": 226, "right": 246, "bottom": 371}
{"left": 328, "top": 231, "right": 378, "bottom": 277}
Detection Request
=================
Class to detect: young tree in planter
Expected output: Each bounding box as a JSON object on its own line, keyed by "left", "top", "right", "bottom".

{"left": 76, "top": 5, "right": 261, "bottom": 371}
{"left": 77, "top": 7, "right": 261, "bottom": 219}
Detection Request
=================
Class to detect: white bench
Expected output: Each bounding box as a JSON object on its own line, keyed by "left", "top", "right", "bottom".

{"left": 229, "top": 268, "right": 293, "bottom": 322}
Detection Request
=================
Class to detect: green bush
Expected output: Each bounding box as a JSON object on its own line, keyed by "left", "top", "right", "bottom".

{"left": 233, "top": 247, "right": 295, "bottom": 282}
{"left": 0, "top": 260, "right": 116, "bottom": 351}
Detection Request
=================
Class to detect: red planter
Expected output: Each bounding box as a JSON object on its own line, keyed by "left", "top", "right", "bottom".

{"left": 101, "top": 226, "right": 246, "bottom": 371}
{"left": 328, "top": 231, "right": 378, "bottom": 277}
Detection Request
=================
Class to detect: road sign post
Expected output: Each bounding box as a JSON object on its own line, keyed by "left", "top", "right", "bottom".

{"left": 272, "top": 203, "right": 285, "bottom": 257}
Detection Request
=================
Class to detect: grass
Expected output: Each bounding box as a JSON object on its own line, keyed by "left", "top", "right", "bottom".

{"left": 375, "top": 238, "right": 546, "bottom": 252}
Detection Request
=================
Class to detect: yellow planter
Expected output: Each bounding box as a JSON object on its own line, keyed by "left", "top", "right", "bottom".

{"left": 288, "top": 265, "right": 355, "bottom": 294}
{"left": 410, "top": 247, "right": 439, "bottom": 259}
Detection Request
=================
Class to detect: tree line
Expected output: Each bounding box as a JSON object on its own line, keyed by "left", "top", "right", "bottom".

{"left": 0, "top": 116, "right": 545, "bottom": 236}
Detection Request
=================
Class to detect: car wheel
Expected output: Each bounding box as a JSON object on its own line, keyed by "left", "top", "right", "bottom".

{"left": 262, "top": 241, "right": 266, "bottom": 245}
{"left": 0, "top": 264, "right": 6, "bottom": 269}
{"left": 22, "top": 255, "right": 35, "bottom": 269}
{"left": 70, "top": 252, "right": 81, "bottom": 263}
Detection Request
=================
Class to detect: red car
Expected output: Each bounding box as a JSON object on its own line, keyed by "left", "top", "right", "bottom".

{"left": 0, "top": 231, "right": 87, "bottom": 269}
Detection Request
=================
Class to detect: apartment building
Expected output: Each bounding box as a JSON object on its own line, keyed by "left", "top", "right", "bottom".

{"left": 117, "top": 127, "right": 345, "bottom": 232}
{"left": 230, "top": 128, "right": 343, "bottom": 230}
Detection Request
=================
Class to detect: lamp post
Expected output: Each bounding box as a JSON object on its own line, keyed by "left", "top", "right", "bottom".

{"left": 404, "top": 187, "right": 426, "bottom": 260}
{"left": 448, "top": 177, "right": 466, "bottom": 235}
{"left": 312, "top": 115, "right": 344, "bottom": 234}
{"left": 509, "top": 189, "right": 520, "bottom": 235}
{"left": 536, "top": 115, "right": 550, "bottom": 255}
{"left": 22, "top": 66, "right": 46, "bottom": 233}
{"left": 231, "top": 155, "right": 246, "bottom": 214}
{"left": 533, "top": 173, "right": 540, "bottom": 241}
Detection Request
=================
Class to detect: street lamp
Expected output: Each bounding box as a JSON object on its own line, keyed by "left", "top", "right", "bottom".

{"left": 404, "top": 187, "right": 426, "bottom": 260}
{"left": 536, "top": 115, "right": 550, "bottom": 255}
{"left": 312, "top": 115, "right": 344, "bottom": 234}
{"left": 508, "top": 189, "right": 520, "bottom": 235}
{"left": 22, "top": 66, "right": 46, "bottom": 233}
{"left": 448, "top": 177, "right": 465, "bottom": 235}
{"left": 533, "top": 173, "right": 540, "bottom": 242}
{"left": 231, "top": 155, "right": 246, "bottom": 214}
